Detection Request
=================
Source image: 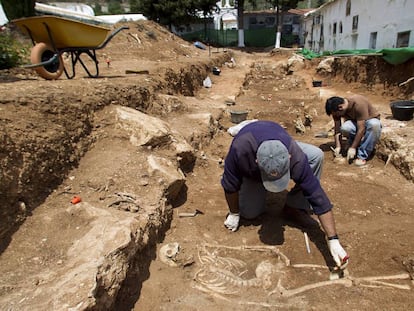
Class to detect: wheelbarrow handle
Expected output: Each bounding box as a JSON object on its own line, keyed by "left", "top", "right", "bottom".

{"left": 96, "top": 25, "right": 130, "bottom": 50}
{"left": 22, "top": 52, "right": 60, "bottom": 69}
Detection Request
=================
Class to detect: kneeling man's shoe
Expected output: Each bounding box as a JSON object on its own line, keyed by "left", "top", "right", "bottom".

{"left": 355, "top": 158, "right": 366, "bottom": 166}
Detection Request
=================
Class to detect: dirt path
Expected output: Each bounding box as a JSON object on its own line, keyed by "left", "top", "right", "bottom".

{"left": 132, "top": 51, "right": 414, "bottom": 311}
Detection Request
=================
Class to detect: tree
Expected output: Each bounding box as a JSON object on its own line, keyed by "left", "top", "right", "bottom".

{"left": 1, "top": 0, "right": 35, "bottom": 20}
{"left": 108, "top": 0, "right": 124, "bottom": 15}
{"left": 137, "top": 0, "right": 190, "bottom": 29}
{"left": 297, "top": 0, "right": 327, "bottom": 9}
{"left": 193, "top": 0, "right": 219, "bottom": 41}
{"left": 234, "top": 0, "right": 299, "bottom": 48}
{"left": 137, "top": 0, "right": 218, "bottom": 32}
{"left": 235, "top": 0, "right": 246, "bottom": 47}
{"left": 94, "top": 1, "right": 103, "bottom": 15}
{"left": 129, "top": 0, "right": 140, "bottom": 13}
{"left": 235, "top": 0, "right": 270, "bottom": 47}
{"left": 266, "top": 0, "right": 300, "bottom": 48}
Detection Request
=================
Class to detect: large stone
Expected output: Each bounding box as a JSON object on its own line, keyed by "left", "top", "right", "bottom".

{"left": 115, "top": 106, "right": 196, "bottom": 172}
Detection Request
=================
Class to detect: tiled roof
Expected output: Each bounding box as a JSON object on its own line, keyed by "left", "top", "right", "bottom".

{"left": 288, "top": 8, "right": 315, "bottom": 15}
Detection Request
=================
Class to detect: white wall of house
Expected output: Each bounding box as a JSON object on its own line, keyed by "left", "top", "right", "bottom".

{"left": 49, "top": 2, "right": 95, "bottom": 16}
{"left": 0, "top": 3, "right": 8, "bottom": 26}
{"left": 304, "top": 0, "right": 414, "bottom": 52}
{"left": 214, "top": 0, "right": 237, "bottom": 30}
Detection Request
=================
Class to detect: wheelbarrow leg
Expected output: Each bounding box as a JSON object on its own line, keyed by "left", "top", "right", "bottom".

{"left": 63, "top": 51, "right": 76, "bottom": 79}
{"left": 63, "top": 49, "right": 99, "bottom": 79}
{"left": 76, "top": 50, "right": 100, "bottom": 78}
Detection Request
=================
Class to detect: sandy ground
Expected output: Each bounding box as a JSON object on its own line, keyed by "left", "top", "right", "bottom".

{"left": 0, "top": 20, "right": 413, "bottom": 310}
{"left": 132, "top": 50, "right": 414, "bottom": 311}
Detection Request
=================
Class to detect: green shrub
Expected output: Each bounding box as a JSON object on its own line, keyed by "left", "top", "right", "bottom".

{"left": 0, "top": 32, "right": 26, "bottom": 69}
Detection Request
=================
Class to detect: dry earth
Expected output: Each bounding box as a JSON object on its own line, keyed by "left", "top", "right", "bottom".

{"left": 0, "top": 20, "right": 414, "bottom": 310}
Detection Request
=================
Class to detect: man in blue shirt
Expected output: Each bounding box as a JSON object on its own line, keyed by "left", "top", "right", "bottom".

{"left": 221, "top": 120, "right": 349, "bottom": 269}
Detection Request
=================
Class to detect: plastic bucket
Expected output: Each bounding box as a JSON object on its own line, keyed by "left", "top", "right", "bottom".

{"left": 230, "top": 110, "right": 248, "bottom": 124}
{"left": 390, "top": 101, "right": 414, "bottom": 121}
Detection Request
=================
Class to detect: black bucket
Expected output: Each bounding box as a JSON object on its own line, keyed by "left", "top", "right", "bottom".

{"left": 212, "top": 67, "right": 221, "bottom": 75}
{"left": 390, "top": 100, "right": 414, "bottom": 121}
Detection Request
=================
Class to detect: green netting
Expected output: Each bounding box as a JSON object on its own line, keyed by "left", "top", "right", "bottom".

{"left": 381, "top": 47, "right": 414, "bottom": 65}
{"left": 299, "top": 47, "right": 414, "bottom": 65}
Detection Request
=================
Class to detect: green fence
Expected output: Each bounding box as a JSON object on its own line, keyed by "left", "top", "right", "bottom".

{"left": 180, "top": 29, "right": 238, "bottom": 47}
{"left": 180, "top": 28, "right": 299, "bottom": 48}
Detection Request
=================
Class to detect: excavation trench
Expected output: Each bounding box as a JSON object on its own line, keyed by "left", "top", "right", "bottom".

{"left": 1, "top": 48, "right": 414, "bottom": 310}
{"left": 0, "top": 52, "right": 235, "bottom": 309}
{"left": 127, "top": 54, "right": 414, "bottom": 310}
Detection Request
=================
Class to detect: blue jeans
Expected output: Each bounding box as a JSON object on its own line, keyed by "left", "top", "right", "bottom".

{"left": 341, "top": 118, "right": 382, "bottom": 160}
{"left": 239, "top": 142, "right": 323, "bottom": 218}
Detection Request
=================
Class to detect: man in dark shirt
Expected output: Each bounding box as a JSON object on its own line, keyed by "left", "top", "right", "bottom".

{"left": 325, "top": 94, "right": 382, "bottom": 166}
{"left": 221, "top": 120, "right": 349, "bottom": 269}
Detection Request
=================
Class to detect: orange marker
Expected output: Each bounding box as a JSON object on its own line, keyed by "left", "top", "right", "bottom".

{"left": 71, "top": 196, "right": 81, "bottom": 204}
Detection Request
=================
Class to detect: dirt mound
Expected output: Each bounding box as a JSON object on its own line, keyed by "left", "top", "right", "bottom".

{"left": 0, "top": 19, "right": 229, "bottom": 247}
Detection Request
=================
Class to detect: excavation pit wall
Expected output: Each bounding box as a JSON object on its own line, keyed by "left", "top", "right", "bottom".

{"left": 0, "top": 53, "right": 231, "bottom": 309}
{"left": 0, "top": 53, "right": 231, "bottom": 246}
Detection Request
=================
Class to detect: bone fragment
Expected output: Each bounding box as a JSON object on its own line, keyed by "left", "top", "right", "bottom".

{"left": 292, "top": 264, "right": 327, "bottom": 269}
{"left": 270, "top": 278, "right": 353, "bottom": 297}
{"left": 357, "top": 273, "right": 410, "bottom": 282}
{"left": 269, "top": 272, "right": 411, "bottom": 298}
{"left": 399, "top": 77, "right": 414, "bottom": 87}
{"left": 361, "top": 280, "right": 410, "bottom": 290}
{"left": 202, "top": 243, "right": 290, "bottom": 266}
{"left": 384, "top": 152, "right": 393, "bottom": 168}
{"left": 304, "top": 232, "right": 311, "bottom": 253}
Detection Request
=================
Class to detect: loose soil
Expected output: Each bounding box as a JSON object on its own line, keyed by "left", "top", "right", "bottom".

{"left": 0, "top": 20, "right": 413, "bottom": 310}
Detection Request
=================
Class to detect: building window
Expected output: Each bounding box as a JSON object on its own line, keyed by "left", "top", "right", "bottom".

{"left": 346, "top": 0, "right": 351, "bottom": 16}
{"left": 249, "top": 17, "right": 257, "bottom": 25}
{"left": 333, "top": 22, "right": 337, "bottom": 36}
{"left": 396, "top": 31, "right": 410, "bottom": 47}
{"left": 352, "top": 34, "right": 357, "bottom": 49}
{"left": 352, "top": 15, "right": 358, "bottom": 32}
{"left": 265, "top": 17, "right": 275, "bottom": 26}
{"left": 292, "top": 16, "right": 300, "bottom": 24}
{"left": 369, "top": 32, "right": 377, "bottom": 49}
{"left": 222, "top": 0, "right": 235, "bottom": 6}
{"left": 339, "top": 22, "right": 343, "bottom": 33}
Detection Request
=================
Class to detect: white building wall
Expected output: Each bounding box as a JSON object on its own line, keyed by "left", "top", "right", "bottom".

{"left": 0, "top": 3, "right": 8, "bottom": 26}
{"left": 214, "top": 0, "right": 237, "bottom": 30}
{"left": 304, "top": 0, "right": 414, "bottom": 52}
{"left": 49, "top": 2, "right": 95, "bottom": 16}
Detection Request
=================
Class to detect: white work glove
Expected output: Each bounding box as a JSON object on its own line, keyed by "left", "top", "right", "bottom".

{"left": 224, "top": 213, "right": 240, "bottom": 232}
{"left": 328, "top": 238, "right": 350, "bottom": 269}
{"left": 346, "top": 147, "right": 356, "bottom": 161}
{"left": 334, "top": 147, "right": 341, "bottom": 157}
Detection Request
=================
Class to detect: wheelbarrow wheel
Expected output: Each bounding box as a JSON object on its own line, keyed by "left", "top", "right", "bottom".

{"left": 30, "top": 43, "right": 64, "bottom": 80}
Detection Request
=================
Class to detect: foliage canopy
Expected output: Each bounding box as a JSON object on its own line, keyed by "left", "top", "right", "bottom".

{"left": 135, "top": 0, "right": 218, "bottom": 27}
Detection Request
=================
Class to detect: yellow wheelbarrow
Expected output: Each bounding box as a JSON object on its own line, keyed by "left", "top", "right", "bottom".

{"left": 13, "top": 15, "right": 129, "bottom": 80}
